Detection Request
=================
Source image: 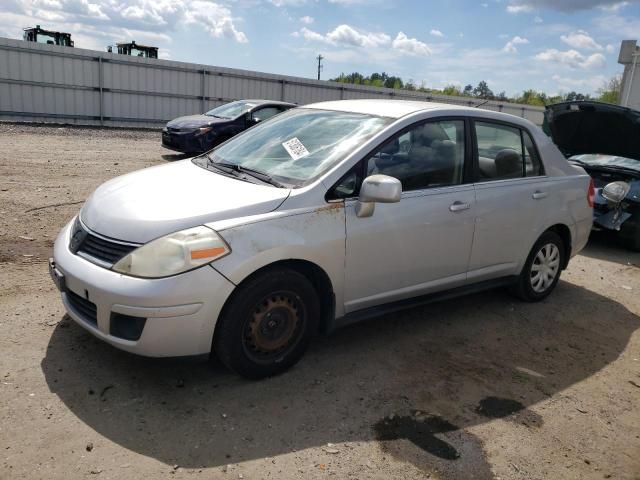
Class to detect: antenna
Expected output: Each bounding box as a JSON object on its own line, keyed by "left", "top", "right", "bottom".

{"left": 316, "top": 54, "right": 324, "bottom": 81}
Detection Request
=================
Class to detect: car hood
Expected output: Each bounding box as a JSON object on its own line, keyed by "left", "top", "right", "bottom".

{"left": 544, "top": 102, "right": 640, "bottom": 162}
{"left": 80, "top": 160, "right": 290, "bottom": 243}
{"left": 166, "top": 115, "right": 229, "bottom": 130}
{"left": 570, "top": 154, "right": 640, "bottom": 174}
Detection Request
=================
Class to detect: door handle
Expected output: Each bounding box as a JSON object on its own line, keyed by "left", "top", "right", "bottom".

{"left": 449, "top": 201, "right": 471, "bottom": 212}
{"left": 532, "top": 191, "right": 548, "bottom": 200}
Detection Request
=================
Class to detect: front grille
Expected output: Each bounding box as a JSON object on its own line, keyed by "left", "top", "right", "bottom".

{"left": 70, "top": 218, "right": 139, "bottom": 266}
{"left": 77, "top": 232, "right": 137, "bottom": 265}
{"left": 66, "top": 289, "right": 97, "bottom": 326}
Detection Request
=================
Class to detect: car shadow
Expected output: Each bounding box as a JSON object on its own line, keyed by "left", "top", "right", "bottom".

{"left": 41, "top": 282, "right": 639, "bottom": 478}
{"left": 161, "top": 153, "right": 192, "bottom": 162}
{"left": 580, "top": 231, "right": 640, "bottom": 267}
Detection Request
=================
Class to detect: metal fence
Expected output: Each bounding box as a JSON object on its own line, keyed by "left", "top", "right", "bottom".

{"left": 0, "top": 37, "right": 545, "bottom": 128}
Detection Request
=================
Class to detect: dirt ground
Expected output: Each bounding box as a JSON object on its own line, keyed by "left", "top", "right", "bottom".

{"left": 1, "top": 123, "right": 639, "bottom": 480}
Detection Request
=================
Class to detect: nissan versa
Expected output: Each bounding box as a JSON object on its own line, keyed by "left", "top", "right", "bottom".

{"left": 50, "top": 100, "right": 593, "bottom": 379}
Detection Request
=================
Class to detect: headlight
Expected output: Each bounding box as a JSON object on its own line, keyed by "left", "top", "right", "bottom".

{"left": 112, "top": 226, "right": 230, "bottom": 278}
{"left": 195, "top": 126, "right": 213, "bottom": 136}
{"left": 602, "top": 181, "right": 630, "bottom": 204}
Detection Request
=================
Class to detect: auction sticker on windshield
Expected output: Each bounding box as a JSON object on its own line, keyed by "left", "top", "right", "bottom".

{"left": 282, "top": 137, "right": 310, "bottom": 160}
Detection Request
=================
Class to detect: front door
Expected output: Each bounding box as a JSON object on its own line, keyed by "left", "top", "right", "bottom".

{"left": 342, "top": 119, "right": 476, "bottom": 313}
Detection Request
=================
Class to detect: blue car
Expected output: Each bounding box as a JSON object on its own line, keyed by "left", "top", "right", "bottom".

{"left": 545, "top": 101, "right": 640, "bottom": 250}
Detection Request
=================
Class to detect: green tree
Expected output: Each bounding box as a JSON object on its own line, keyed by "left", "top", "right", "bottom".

{"left": 473, "top": 81, "right": 494, "bottom": 99}
{"left": 442, "top": 84, "right": 463, "bottom": 96}
{"left": 596, "top": 75, "right": 622, "bottom": 105}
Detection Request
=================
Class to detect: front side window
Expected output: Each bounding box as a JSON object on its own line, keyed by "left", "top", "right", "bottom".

{"left": 252, "top": 107, "right": 282, "bottom": 122}
{"left": 366, "top": 120, "right": 466, "bottom": 191}
{"left": 475, "top": 122, "right": 543, "bottom": 180}
{"left": 194, "top": 108, "right": 392, "bottom": 187}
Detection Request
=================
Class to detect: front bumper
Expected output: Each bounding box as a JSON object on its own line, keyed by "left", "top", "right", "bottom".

{"left": 161, "top": 129, "right": 213, "bottom": 154}
{"left": 52, "top": 219, "right": 235, "bottom": 357}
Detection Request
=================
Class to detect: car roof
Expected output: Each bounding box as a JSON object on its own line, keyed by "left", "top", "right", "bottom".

{"left": 304, "top": 99, "right": 480, "bottom": 119}
{"left": 243, "top": 99, "right": 297, "bottom": 107}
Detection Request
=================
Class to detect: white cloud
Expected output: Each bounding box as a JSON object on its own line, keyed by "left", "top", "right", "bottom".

{"left": 299, "top": 26, "right": 327, "bottom": 43}
{"left": 535, "top": 48, "right": 606, "bottom": 69}
{"left": 392, "top": 32, "right": 432, "bottom": 56}
{"left": 506, "top": 0, "right": 637, "bottom": 12}
{"left": 507, "top": 5, "right": 533, "bottom": 13}
{"left": 430, "top": 29, "right": 444, "bottom": 37}
{"left": 551, "top": 74, "right": 608, "bottom": 92}
{"left": 594, "top": 14, "right": 640, "bottom": 38}
{"left": 503, "top": 36, "right": 529, "bottom": 53}
{"left": 299, "top": 15, "right": 314, "bottom": 24}
{"left": 533, "top": 15, "right": 543, "bottom": 23}
{"left": 0, "top": 0, "right": 250, "bottom": 49}
{"left": 185, "top": 2, "right": 248, "bottom": 43}
{"left": 326, "top": 24, "right": 390, "bottom": 48}
{"left": 293, "top": 24, "right": 431, "bottom": 57}
{"left": 560, "top": 30, "right": 602, "bottom": 51}
{"left": 269, "top": 0, "right": 310, "bottom": 6}
{"left": 599, "top": 1, "right": 630, "bottom": 11}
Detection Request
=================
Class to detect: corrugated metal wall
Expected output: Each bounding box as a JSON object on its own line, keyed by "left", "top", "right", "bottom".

{"left": 0, "top": 37, "right": 545, "bottom": 128}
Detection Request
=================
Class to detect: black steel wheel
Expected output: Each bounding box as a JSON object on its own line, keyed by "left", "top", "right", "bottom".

{"left": 213, "top": 267, "right": 319, "bottom": 379}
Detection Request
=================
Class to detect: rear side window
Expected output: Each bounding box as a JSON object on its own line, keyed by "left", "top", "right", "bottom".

{"left": 475, "top": 121, "right": 543, "bottom": 180}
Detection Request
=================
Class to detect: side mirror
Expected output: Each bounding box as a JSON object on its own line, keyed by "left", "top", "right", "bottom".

{"left": 356, "top": 174, "right": 402, "bottom": 218}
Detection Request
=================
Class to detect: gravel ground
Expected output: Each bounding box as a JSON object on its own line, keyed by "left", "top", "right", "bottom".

{"left": 1, "top": 122, "right": 639, "bottom": 480}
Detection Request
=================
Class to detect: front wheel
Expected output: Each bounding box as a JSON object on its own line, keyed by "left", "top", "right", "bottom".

{"left": 213, "top": 268, "right": 319, "bottom": 379}
{"left": 511, "top": 231, "right": 565, "bottom": 302}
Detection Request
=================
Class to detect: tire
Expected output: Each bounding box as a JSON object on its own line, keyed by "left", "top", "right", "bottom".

{"left": 511, "top": 231, "right": 565, "bottom": 302}
{"left": 621, "top": 219, "right": 640, "bottom": 252}
{"left": 213, "top": 268, "right": 320, "bottom": 379}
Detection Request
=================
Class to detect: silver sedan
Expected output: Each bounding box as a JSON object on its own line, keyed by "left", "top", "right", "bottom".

{"left": 50, "top": 99, "right": 594, "bottom": 378}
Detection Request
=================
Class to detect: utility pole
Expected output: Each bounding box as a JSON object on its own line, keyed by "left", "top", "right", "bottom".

{"left": 316, "top": 54, "right": 324, "bottom": 80}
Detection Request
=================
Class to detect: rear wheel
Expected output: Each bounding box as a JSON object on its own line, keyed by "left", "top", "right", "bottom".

{"left": 511, "top": 231, "right": 565, "bottom": 302}
{"left": 213, "top": 268, "right": 319, "bottom": 379}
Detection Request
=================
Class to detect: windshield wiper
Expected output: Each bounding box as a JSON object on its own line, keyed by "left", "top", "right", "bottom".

{"left": 208, "top": 159, "right": 287, "bottom": 188}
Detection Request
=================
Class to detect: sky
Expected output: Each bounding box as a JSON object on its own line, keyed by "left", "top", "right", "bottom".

{"left": 1, "top": 0, "right": 639, "bottom": 96}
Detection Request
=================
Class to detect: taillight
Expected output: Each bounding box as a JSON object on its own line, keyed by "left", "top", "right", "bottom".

{"left": 587, "top": 178, "right": 595, "bottom": 208}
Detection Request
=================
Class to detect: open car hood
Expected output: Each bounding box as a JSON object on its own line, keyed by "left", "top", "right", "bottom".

{"left": 544, "top": 101, "right": 640, "bottom": 162}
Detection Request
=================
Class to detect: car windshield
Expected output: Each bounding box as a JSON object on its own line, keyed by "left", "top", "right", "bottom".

{"left": 193, "top": 108, "right": 392, "bottom": 187}
{"left": 205, "top": 101, "right": 256, "bottom": 119}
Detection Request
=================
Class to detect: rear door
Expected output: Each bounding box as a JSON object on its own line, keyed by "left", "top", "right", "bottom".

{"left": 468, "top": 120, "right": 552, "bottom": 281}
{"left": 340, "top": 118, "right": 477, "bottom": 313}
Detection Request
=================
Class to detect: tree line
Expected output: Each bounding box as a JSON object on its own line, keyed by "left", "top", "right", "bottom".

{"left": 329, "top": 72, "right": 622, "bottom": 106}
